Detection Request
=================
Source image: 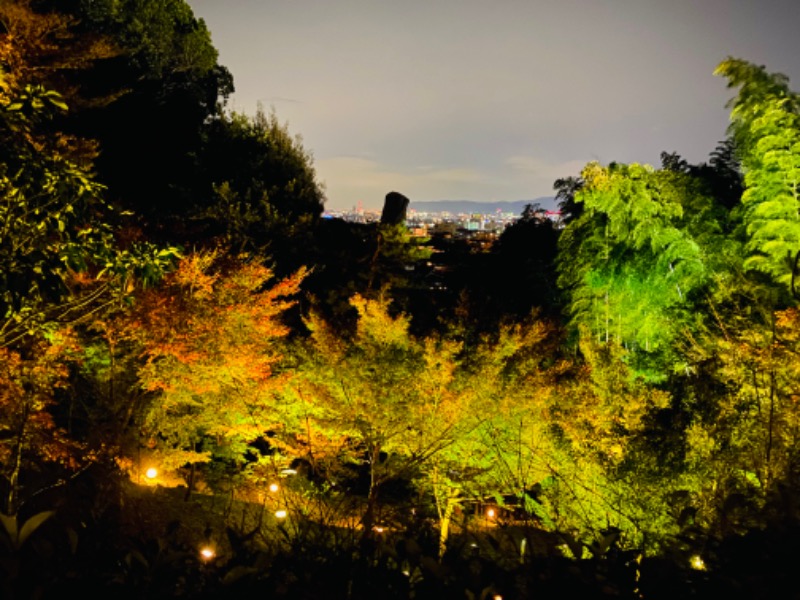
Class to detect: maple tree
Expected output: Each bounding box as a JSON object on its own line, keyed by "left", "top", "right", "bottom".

{"left": 124, "top": 252, "right": 305, "bottom": 496}
{"left": 679, "top": 306, "right": 800, "bottom": 536}
{"left": 422, "top": 316, "right": 560, "bottom": 556}
{"left": 283, "top": 294, "right": 481, "bottom": 539}
{"left": 0, "top": 0, "right": 120, "bottom": 107}
{"left": 0, "top": 330, "right": 85, "bottom": 515}
{"left": 283, "top": 295, "right": 568, "bottom": 557}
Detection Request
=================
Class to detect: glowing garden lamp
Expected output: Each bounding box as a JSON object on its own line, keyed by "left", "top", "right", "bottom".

{"left": 690, "top": 554, "right": 706, "bottom": 571}
{"left": 268, "top": 482, "right": 280, "bottom": 493}
{"left": 486, "top": 507, "right": 497, "bottom": 519}
{"left": 145, "top": 467, "right": 158, "bottom": 480}
{"left": 200, "top": 546, "right": 216, "bottom": 561}
{"left": 275, "top": 509, "right": 288, "bottom": 519}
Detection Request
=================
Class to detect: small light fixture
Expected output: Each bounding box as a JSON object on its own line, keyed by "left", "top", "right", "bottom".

{"left": 200, "top": 546, "right": 216, "bottom": 561}
{"left": 145, "top": 468, "right": 158, "bottom": 479}
{"left": 275, "top": 509, "right": 288, "bottom": 519}
{"left": 690, "top": 554, "right": 706, "bottom": 571}
{"left": 374, "top": 526, "right": 385, "bottom": 533}
{"left": 268, "top": 482, "right": 279, "bottom": 493}
{"left": 486, "top": 507, "right": 496, "bottom": 519}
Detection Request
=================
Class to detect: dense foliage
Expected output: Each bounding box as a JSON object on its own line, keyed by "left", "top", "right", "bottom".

{"left": 2, "top": 2, "right": 800, "bottom": 597}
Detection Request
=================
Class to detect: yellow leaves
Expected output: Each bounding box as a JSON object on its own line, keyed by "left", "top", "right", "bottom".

{"left": 581, "top": 161, "right": 608, "bottom": 190}
{"left": 0, "top": 0, "right": 121, "bottom": 106}
{"left": 685, "top": 423, "right": 718, "bottom": 464}
{"left": 350, "top": 293, "right": 411, "bottom": 349}
{"left": 303, "top": 311, "right": 346, "bottom": 362}
{"left": 418, "top": 337, "right": 461, "bottom": 392}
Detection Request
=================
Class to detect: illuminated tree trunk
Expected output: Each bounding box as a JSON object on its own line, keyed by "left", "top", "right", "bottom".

{"left": 437, "top": 491, "right": 459, "bottom": 560}
{"left": 360, "top": 444, "right": 382, "bottom": 548}
{"left": 5, "top": 399, "right": 29, "bottom": 515}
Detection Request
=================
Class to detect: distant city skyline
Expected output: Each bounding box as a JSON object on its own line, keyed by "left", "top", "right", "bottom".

{"left": 187, "top": 0, "right": 800, "bottom": 211}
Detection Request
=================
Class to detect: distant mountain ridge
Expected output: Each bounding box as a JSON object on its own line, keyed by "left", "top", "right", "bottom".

{"left": 408, "top": 197, "right": 556, "bottom": 215}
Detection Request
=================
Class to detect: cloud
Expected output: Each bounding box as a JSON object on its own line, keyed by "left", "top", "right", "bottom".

{"left": 506, "top": 156, "right": 589, "bottom": 180}
{"left": 315, "top": 155, "right": 593, "bottom": 211}
{"left": 257, "top": 96, "right": 303, "bottom": 105}
{"left": 504, "top": 156, "right": 591, "bottom": 193}
{"left": 316, "top": 156, "right": 509, "bottom": 210}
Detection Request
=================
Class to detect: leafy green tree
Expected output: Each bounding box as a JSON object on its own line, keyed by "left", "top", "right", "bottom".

{"left": 0, "top": 75, "right": 178, "bottom": 348}
{"left": 557, "top": 161, "right": 722, "bottom": 379}
{"left": 196, "top": 107, "right": 325, "bottom": 264}
{"left": 715, "top": 58, "right": 800, "bottom": 298}
{"left": 424, "top": 317, "right": 559, "bottom": 556}
{"left": 554, "top": 175, "right": 585, "bottom": 223}
{"left": 285, "top": 295, "right": 573, "bottom": 559}
{"left": 542, "top": 335, "right": 687, "bottom": 553}
{"left": 34, "top": 0, "right": 234, "bottom": 222}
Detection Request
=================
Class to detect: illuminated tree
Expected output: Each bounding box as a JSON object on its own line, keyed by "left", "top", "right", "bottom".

{"left": 541, "top": 334, "right": 688, "bottom": 552}
{"left": 557, "top": 161, "right": 722, "bottom": 379}
{"left": 284, "top": 294, "right": 482, "bottom": 540}
{"left": 678, "top": 304, "right": 800, "bottom": 536}
{"left": 0, "top": 331, "right": 84, "bottom": 514}
{"left": 129, "top": 253, "right": 305, "bottom": 494}
{"left": 423, "top": 317, "right": 559, "bottom": 556}
{"left": 0, "top": 0, "right": 120, "bottom": 113}
{"left": 715, "top": 58, "right": 800, "bottom": 298}
{"left": 0, "top": 74, "right": 179, "bottom": 349}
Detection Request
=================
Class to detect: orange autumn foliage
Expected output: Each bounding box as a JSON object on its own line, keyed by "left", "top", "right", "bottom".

{"left": 124, "top": 253, "right": 305, "bottom": 470}
{"left": 0, "top": 331, "right": 86, "bottom": 512}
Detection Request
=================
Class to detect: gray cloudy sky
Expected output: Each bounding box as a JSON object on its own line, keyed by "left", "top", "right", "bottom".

{"left": 186, "top": 0, "right": 800, "bottom": 211}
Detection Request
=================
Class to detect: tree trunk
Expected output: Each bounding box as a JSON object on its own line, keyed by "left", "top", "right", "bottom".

{"left": 438, "top": 493, "right": 458, "bottom": 560}
{"left": 184, "top": 461, "right": 196, "bottom": 501}
{"left": 5, "top": 400, "right": 30, "bottom": 515}
{"left": 359, "top": 445, "right": 382, "bottom": 549}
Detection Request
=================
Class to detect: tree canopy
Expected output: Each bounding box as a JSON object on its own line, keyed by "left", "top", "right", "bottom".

{"left": 3, "top": 4, "right": 800, "bottom": 592}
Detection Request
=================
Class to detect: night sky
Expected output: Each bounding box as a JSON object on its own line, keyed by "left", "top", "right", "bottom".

{"left": 186, "top": 0, "right": 800, "bottom": 211}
